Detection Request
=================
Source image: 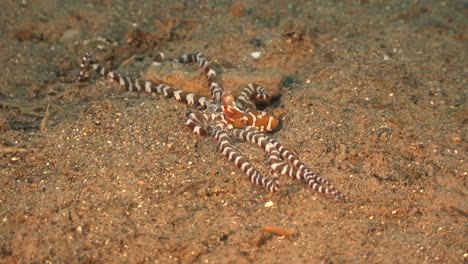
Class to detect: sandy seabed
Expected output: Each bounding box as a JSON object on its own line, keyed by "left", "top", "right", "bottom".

{"left": 0, "top": 1, "right": 466, "bottom": 263}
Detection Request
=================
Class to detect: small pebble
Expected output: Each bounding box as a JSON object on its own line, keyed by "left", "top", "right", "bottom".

{"left": 250, "top": 51, "right": 262, "bottom": 60}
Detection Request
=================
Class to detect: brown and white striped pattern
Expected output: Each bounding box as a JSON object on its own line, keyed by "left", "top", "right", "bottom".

{"left": 230, "top": 126, "right": 347, "bottom": 201}
{"left": 210, "top": 128, "right": 280, "bottom": 192}
{"left": 221, "top": 93, "right": 279, "bottom": 133}
{"left": 79, "top": 53, "right": 211, "bottom": 108}
{"left": 79, "top": 52, "right": 281, "bottom": 191}
{"left": 184, "top": 110, "right": 281, "bottom": 192}
{"left": 236, "top": 83, "right": 272, "bottom": 110}
{"left": 173, "top": 53, "right": 272, "bottom": 104}
{"left": 77, "top": 52, "right": 346, "bottom": 200}
{"left": 174, "top": 52, "right": 224, "bottom": 102}
{"left": 170, "top": 52, "right": 280, "bottom": 133}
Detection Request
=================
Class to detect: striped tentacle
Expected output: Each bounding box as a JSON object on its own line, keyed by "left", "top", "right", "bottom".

{"left": 185, "top": 111, "right": 211, "bottom": 136}
{"left": 209, "top": 128, "right": 280, "bottom": 192}
{"left": 78, "top": 52, "right": 97, "bottom": 81}
{"left": 231, "top": 126, "right": 346, "bottom": 201}
{"left": 230, "top": 127, "right": 300, "bottom": 180}
{"left": 267, "top": 136, "right": 346, "bottom": 201}
{"left": 302, "top": 171, "right": 346, "bottom": 201}
{"left": 185, "top": 105, "right": 227, "bottom": 136}
{"left": 174, "top": 52, "right": 224, "bottom": 102}
{"left": 267, "top": 149, "right": 298, "bottom": 178}
{"left": 78, "top": 53, "right": 211, "bottom": 108}
{"left": 236, "top": 83, "right": 272, "bottom": 110}
{"left": 264, "top": 137, "right": 338, "bottom": 188}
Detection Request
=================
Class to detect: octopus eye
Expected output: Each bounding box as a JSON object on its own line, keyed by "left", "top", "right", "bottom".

{"left": 222, "top": 94, "right": 236, "bottom": 107}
